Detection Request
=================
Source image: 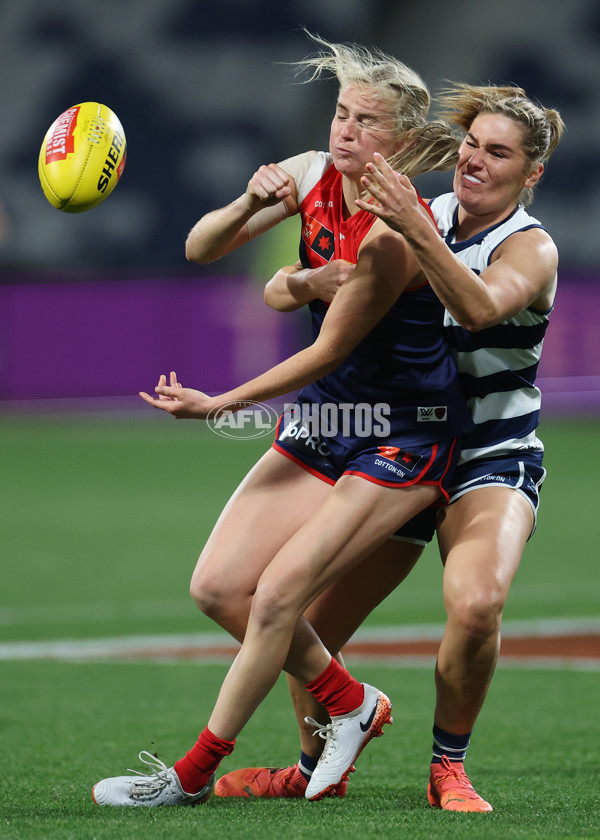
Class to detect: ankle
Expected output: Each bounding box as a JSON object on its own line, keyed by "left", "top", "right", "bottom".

{"left": 305, "top": 658, "right": 364, "bottom": 717}
{"left": 431, "top": 724, "right": 471, "bottom": 764}
{"left": 174, "top": 727, "right": 235, "bottom": 794}
{"left": 298, "top": 751, "right": 318, "bottom": 781}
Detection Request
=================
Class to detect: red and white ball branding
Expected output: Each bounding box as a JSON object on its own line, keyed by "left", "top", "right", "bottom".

{"left": 38, "top": 102, "right": 127, "bottom": 212}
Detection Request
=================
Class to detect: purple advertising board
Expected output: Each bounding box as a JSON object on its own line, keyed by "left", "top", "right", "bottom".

{"left": 0, "top": 273, "right": 598, "bottom": 414}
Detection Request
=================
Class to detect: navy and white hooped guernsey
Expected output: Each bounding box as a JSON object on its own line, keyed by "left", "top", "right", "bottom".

{"left": 429, "top": 192, "right": 553, "bottom": 466}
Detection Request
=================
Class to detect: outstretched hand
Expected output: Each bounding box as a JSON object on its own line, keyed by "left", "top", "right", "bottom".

{"left": 355, "top": 152, "right": 422, "bottom": 235}
{"left": 139, "top": 371, "right": 215, "bottom": 419}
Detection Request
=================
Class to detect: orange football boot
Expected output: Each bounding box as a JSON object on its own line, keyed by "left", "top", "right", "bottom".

{"left": 427, "top": 755, "right": 493, "bottom": 812}
{"left": 215, "top": 764, "right": 347, "bottom": 799}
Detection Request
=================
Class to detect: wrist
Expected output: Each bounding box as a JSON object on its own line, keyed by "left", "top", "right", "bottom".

{"left": 237, "top": 193, "right": 262, "bottom": 219}
{"left": 404, "top": 211, "right": 441, "bottom": 254}
{"left": 289, "top": 269, "right": 316, "bottom": 304}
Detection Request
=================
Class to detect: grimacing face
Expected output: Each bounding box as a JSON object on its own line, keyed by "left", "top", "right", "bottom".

{"left": 329, "top": 84, "right": 401, "bottom": 181}
{"left": 453, "top": 112, "right": 543, "bottom": 218}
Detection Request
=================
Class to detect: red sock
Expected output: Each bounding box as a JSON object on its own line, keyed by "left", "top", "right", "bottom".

{"left": 304, "top": 657, "right": 364, "bottom": 717}
{"left": 174, "top": 727, "right": 235, "bottom": 794}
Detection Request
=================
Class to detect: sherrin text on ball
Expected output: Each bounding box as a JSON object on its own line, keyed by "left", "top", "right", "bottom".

{"left": 38, "top": 102, "right": 127, "bottom": 212}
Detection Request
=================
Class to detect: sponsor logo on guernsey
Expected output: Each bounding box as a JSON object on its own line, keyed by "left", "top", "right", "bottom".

{"left": 417, "top": 406, "right": 448, "bottom": 422}
{"left": 45, "top": 106, "right": 80, "bottom": 163}
{"left": 302, "top": 214, "right": 335, "bottom": 261}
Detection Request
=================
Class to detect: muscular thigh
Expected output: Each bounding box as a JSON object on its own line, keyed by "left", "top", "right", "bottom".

{"left": 192, "top": 448, "right": 333, "bottom": 598}
{"left": 436, "top": 486, "right": 534, "bottom": 604}
{"left": 305, "top": 538, "right": 424, "bottom": 654}
{"left": 254, "top": 476, "right": 439, "bottom": 621}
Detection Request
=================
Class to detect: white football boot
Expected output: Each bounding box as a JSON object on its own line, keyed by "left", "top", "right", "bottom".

{"left": 305, "top": 683, "right": 393, "bottom": 801}
{"left": 92, "top": 750, "right": 215, "bottom": 807}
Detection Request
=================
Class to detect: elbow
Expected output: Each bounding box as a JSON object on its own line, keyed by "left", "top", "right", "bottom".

{"left": 461, "top": 316, "right": 487, "bottom": 333}
{"left": 185, "top": 238, "right": 200, "bottom": 263}
{"left": 462, "top": 314, "right": 498, "bottom": 332}
{"left": 263, "top": 284, "right": 276, "bottom": 308}
{"left": 264, "top": 282, "right": 299, "bottom": 312}
{"left": 185, "top": 239, "right": 207, "bottom": 264}
{"left": 452, "top": 305, "right": 499, "bottom": 333}
{"left": 185, "top": 231, "right": 218, "bottom": 264}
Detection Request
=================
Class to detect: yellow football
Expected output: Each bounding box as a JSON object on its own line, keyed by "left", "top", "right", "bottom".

{"left": 38, "top": 102, "right": 127, "bottom": 213}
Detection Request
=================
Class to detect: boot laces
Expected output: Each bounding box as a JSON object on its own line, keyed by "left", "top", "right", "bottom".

{"left": 437, "top": 756, "right": 477, "bottom": 796}
{"left": 304, "top": 716, "right": 342, "bottom": 760}
{"left": 128, "top": 750, "right": 174, "bottom": 796}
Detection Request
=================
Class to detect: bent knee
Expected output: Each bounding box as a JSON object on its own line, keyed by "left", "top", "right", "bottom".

{"left": 249, "top": 581, "right": 301, "bottom": 635}
{"left": 190, "top": 563, "right": 253, "bottom": 632}
{"left": 446, "top": 588, "right": 505, "bottom": 640}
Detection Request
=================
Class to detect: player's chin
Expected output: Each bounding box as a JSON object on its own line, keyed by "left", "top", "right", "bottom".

{"left": 332, "top": 153, "right": 362, "bottom": 176}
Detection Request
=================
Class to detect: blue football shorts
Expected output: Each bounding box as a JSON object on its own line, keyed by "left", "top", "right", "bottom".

{"left": 391, "top": 450, "right": 547, "bottom": 546}
{"left": 272, "top": 410, "right": 460, "bottom": 505}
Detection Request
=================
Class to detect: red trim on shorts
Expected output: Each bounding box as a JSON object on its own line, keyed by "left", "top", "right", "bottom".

{"left": 272, "top": 441, "right": 336, "bottom": 486}
{"left": 342, "top": 440, "right": 458, "bottom": 504}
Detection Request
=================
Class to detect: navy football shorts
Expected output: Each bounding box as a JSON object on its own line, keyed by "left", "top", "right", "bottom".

{"left": 392, "top": 450, "right": 547, "bottom": 545}
{"left": 272, "top": 411, "right": 460, "bottom": 504}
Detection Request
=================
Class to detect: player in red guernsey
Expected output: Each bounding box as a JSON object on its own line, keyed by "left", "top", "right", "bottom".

{"left": 270, "top": 147, "right": 467, "bottom": 491}
{"left": 92, "top": 34, "right": 470, "bottom": 807}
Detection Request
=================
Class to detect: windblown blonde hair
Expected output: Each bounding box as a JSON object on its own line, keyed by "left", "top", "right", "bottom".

{"left": 437, "top": 83, "right": 565, "bottom": 205}
{"left": 292, "top": 31, "right": 459, "bottom": 178}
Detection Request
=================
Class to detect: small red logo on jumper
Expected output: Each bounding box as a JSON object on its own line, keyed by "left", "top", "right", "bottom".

{"left": 378, "top": 445, "right": 400, "bottom": 460}
{"left": 302, "top": 213, "right": 335, "bottom": 261}
{"left": 45, "top": 106, "right": 80, "bottom": 163}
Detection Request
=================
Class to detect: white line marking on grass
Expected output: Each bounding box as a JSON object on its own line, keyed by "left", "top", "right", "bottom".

{"left": 0, "top": 616, "right": 598, "bottom": 672}
{"left": 0, "top": 633, "right": 238, "bottom": 661}
{"left": 352, "top": 616, "right": 600, "bottom": 639}
{"left": 346, "top": 655, "right": 600, "bottom": 672}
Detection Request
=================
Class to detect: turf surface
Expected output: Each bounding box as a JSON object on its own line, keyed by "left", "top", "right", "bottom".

{"left": 1, "top": 661, "right": 598, "bottom": 840}
{"left": 1, "top": 413, "right": 599, "bottom": 838}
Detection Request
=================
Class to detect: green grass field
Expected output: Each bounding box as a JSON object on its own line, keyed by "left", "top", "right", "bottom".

{"left": 1, "top": 412, "right": 599, "bottom": 839}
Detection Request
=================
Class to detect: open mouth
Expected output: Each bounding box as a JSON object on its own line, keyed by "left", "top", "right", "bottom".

{"left": 463, "top": 173, "right": 483, "bottom": 185}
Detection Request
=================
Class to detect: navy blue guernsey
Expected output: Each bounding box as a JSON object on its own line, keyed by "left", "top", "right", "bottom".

{"left": 292, "top": 153, "right": 472, "bottom": 448}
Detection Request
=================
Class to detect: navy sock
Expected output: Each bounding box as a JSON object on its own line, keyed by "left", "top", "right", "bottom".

{"left": 298, "top": 751, "right": 318, "bottom": 781}
{"left": 431, "top": 724, "right": 471, "bottom": 764}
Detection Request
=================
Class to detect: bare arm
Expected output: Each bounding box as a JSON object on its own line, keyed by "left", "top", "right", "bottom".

{"left": 264, "top": 259, "right": 356, "bottom": 312}
{"left": 141, "top": 223, "right": 418, "bottom": 418}
{"left": 185, "top": 163, "right": 298, "bottom": 263}
{"left": 356, "top": 153, "right": 558, "bottom": 331}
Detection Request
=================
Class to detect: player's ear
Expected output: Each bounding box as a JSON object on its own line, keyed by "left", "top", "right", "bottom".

{"left": 524, "top": 162, "right": 544, "bottom": 189}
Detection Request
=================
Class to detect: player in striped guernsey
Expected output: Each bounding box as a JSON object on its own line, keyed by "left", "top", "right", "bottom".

{"left": 217, "top": 85, "right": 564, "bottom": 812}
{"left": 354, "top": 85, "right": 564, "bottom": 810}
{"left": 429, "top": 186, "right": 550, "bottom": 469}
{"left": 379, "top": 87, "right": 564, "bottom": 810}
